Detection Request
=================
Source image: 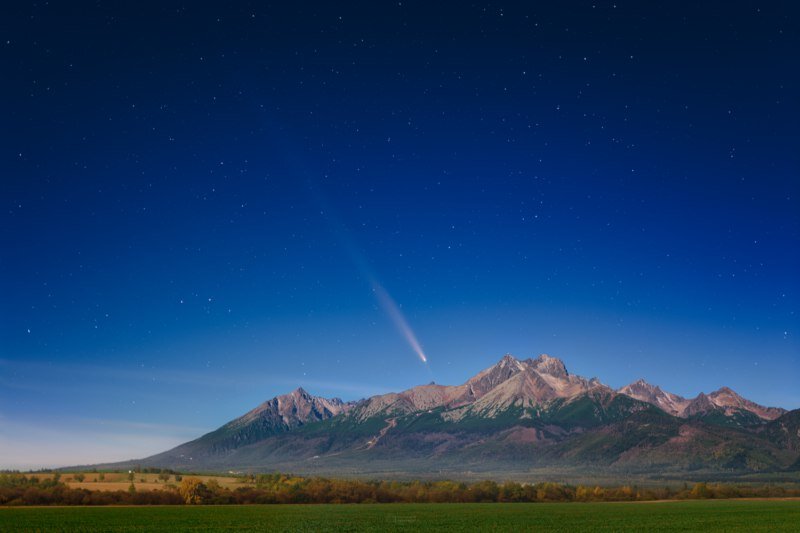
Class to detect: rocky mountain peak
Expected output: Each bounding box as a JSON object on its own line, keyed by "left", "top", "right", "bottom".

{"left": 620, "top": 379, "right": 660, "bottom": 396}
{"left": 706, "top": 387, "right": 786, "bottom": 420}
{"left": 527, "top": 353, "right": 569, "bottom": 378}
{"left": 618, "top": 379, "right": 690, "bottom": 417}
{"left": 683, "top": 392, "right": 715, "bottom": 417}
{"left": 499, "top": 353, "right": 519, "bottom": 365}
{"left": 459, "top": 354, "right": 526, "bottom": 402}
{"left": 291, "top": 387, "right": 310, "bottom": 398}
{"left": 707, "top": 387, "right": 746, "bottom": 409}
{"left": 621, "top": 379, "right": 646, "bottom": 392}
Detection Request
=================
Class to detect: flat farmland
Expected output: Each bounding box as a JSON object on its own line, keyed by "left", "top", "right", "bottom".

{"left": 1, "top": 500, "right": 798, "bottom": 532}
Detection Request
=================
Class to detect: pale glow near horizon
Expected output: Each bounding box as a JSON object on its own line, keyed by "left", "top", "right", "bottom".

{"left": 0, "top": 418, "right": 203, "bottom": 471}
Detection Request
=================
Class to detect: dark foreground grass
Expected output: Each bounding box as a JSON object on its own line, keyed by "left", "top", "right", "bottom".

{"left": 1, "top": 500, "right": 798, "bottom": 532}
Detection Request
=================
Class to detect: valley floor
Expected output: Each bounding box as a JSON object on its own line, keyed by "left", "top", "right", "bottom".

{"left": 1, "top": 500, "right": 799, "bottom": 532}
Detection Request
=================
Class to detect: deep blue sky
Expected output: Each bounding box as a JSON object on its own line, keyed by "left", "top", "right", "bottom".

{"left": 1, "top": 2, "right": 798, "bottom": 468}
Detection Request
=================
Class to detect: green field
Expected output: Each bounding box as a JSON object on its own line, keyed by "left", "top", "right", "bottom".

{"left": 1, "top": 500, "right": 799, "bottom": 532}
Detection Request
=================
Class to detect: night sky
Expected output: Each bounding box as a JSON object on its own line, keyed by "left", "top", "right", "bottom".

{"left": 2, "top": 2, "right": 798, "bottom": 468}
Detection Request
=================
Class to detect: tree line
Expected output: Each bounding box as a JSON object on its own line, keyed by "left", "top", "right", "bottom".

{"left": 1, "top": 472, "right": 798, "bottom": 506}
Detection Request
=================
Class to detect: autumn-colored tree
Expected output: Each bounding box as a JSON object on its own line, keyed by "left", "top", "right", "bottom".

{"left": 3, "top": 471, "right": 800, "bottom": 507}
{"left": 690, "top": 482, "right": 711, "bottom": 499}
{"left": 179, "top": 478, "right": 210, "bottom": 504}
{"left": 499, "top": 481, "right": 524, "bottom": 502}
{"left": 536, "top": 482, "right": 569, "bottom": 502}
{"left": 619, "top": 485, "right": 635, "bottom": 500}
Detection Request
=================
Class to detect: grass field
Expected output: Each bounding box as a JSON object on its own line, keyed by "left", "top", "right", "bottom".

{"left": 1, "top": 500, "right": 798, "bottom": 532}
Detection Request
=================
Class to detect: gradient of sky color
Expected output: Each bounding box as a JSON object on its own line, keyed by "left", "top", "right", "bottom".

{"left": 1, "top": 2, "right": 798, "bottom": 469}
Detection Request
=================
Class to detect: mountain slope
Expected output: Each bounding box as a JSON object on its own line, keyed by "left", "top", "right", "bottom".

{"left": 106, "top": 354, "right": 796, "bottom": 478}
{"left": 148, "top": 387, "right": 353, "bottom": 461}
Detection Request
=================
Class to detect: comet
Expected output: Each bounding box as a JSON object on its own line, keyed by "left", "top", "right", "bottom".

{"left": 369, "top": 280, "right": 428, "bottom": 364}
{"left": 308, "top": 184, "right": 429, "bottom": 365}
{"left": 247, "top": 103, "right": 431, "bottom": 366}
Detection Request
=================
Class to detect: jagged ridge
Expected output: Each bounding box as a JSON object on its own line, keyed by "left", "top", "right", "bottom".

{"left": 115, "top": 353, "right": 796, "bottom": 477}
{"left": 618, "top": 379, "right": 785, "bottom": 422}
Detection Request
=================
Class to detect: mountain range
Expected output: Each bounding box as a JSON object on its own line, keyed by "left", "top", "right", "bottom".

{"left": 108, "top": 354, "right": 800, "bottom": 479}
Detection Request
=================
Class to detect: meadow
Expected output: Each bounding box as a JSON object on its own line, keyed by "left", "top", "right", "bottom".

{"left": 1, "top": 500, "right": 798, "bottom": 532}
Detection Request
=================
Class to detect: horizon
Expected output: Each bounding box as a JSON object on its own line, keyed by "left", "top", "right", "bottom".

{"left": 2, "top": 3, "right": 798, "bottom": 470}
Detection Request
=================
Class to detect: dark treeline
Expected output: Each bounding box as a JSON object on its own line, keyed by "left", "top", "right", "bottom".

{"left": 2, "top": 472, "right": 799, "bottom": 506}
